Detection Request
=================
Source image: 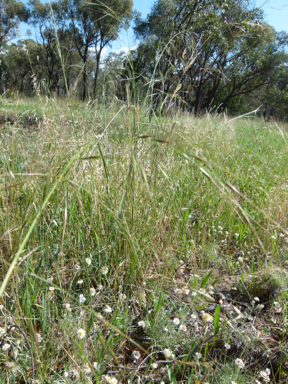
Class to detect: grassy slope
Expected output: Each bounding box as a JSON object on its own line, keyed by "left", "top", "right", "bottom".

{"left": 1, "top": 97, "right": 288, "bottom": 383}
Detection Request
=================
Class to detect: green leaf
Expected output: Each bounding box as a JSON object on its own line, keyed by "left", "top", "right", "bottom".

{"left": 200, "top": 270, "right": 212, "bottom": 288}
{"left": 214, "top": 304, "right": 221, "bottom": 334}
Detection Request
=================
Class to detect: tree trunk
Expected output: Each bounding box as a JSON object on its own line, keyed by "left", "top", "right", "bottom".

{"left": 0, "top": 65, "right": 3, "bottom": 95}
{"left": 194, "top": 83, "right": 202, "bottom": 116}
{"left": 93, "top": 51, "right": 101, "bottom": 99}
{"left": 82, "top": 44, "right": 89, "bottom": 101}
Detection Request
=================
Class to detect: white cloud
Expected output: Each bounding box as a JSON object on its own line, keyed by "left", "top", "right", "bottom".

{"left": 112, "top": 45, "right": 138, "bottom": 55}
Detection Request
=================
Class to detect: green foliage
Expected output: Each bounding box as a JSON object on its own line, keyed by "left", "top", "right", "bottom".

{"left": 131, "top": 0, "right": 288, "bottom": 119}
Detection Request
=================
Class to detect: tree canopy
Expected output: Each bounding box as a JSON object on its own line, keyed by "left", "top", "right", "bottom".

{"left": 0, "top": 0, "right": 287, "bottom": 120}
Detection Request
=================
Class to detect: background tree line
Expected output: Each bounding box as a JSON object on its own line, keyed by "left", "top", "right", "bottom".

{"left": 0, "top": 0, "right": 287, "bottom": 120}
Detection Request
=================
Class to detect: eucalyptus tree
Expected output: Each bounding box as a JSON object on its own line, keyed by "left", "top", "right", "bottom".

{"left": 57, "top": 0, "right": 133, "bottom": 100}
{"left": 0, "top": 0, "right": 28, "bottom": 92}
{"left": 133, "top": 0, "right": 287, "bottom": 115}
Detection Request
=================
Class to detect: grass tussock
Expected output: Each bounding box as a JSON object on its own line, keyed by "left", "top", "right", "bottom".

{"left": 1, "top": 97, "right": 288, "bottom": 383}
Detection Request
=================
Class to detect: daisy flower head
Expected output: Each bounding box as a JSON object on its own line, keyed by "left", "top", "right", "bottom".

{"left": 195, "top": 352, "right": 202, "bottom": 359}
{"left": 49, "top": 286, "right": 55, "bottom": 292}
{"left": 76, "top": 328, "right": 86, "bottom": 340}
{"left": 259, "top": 368, "right": 270, "bottom": 382}
{"left": 132, "top": 350, "right": 141, "bottom": 360}
{"left": 90, "top": 287, "right": 96, "bottom": 296}
{"left": 138, "top": 320, "right": 145, "bottom": 328}
{"left": 2, "top": 343, "right": 10, "bottom": 351}
{"left": 79, "top": 294, "right": 86, "bottom": 304}
{"left": 85, "top": 257, "right": 92, "bottom": 266}
{"left": 183, "top": 288, "right": 190, "bottom": 295}
{"left": 36, "top": 333, "right": 43, "bottom": 343}
{"left": 235, "top": 358, "right": 245, "bottom": 369}
{"left": 256, "top": 304, "right": 265, "bottom": 311}
{"left": 201, "top": 311, "right": 214, "bottom": 324}
{"left": 63, "top": 303, "right": 71, "bottom": 312}
{"left": 101, "top": 266, "right": 109, "bottom": 275}
{"left": 77, "top": 279, "right": 84, "bottom": 285}
{"left": 173, "top": 317, "right": 180, "bottom": 325}
{"left": 174, "top": 288, "right": 182, "bottom": 294}
{"left": 151, "top": 363, "right": 158, "bottom": 369}
{"left": 83, "top": 363, "right": 91, "bottom": 374}
{"left": 104, "top": 305, "right": 112, "bottom": 313}
{"left": 163, "top": 348, "right": 173, "bottom": 359}
{"left": 179, "top": 324, "right": 187, "bottom": 332}
{"left": 104, "top": 376, "right": 117, "bottom": 384}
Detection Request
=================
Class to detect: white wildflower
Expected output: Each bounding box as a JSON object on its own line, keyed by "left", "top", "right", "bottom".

{"left": 90, "top": 288, "right": 96, "bottom": 296}
{"left": 201, "top": 311, "right": 214, "bottom": 323}
{"left": 63, "top": 303, "right": 71, "bottom": 312}
{"left": 79, "top": 294, "right": 86, "bottom": 303}
{"left": 76, "top": 328, "right": 86, "bottom": 340}
{"left": 138, "top": 321, "right": 145, "bottom": 328}
{"left": 83, "top": 363, "right": 91, "bottom": 374}
{"left": 235, "top": 358, "right": 245, "bottom": 369}
{"left": 132, "top": 350, "right": 141, "bottom": 360}
{"left": 85, "top": 258, "right": 92, "bottom": 266}
{"left": 256, "top": 304, "right": 265, "bottom": 311}
{"left": 36, "top": 333, "right": 43, "bottom": 343}
{"left": 77, "top": 279, "right": 84, "bottom": 285}
{"left": 163, "top": 348, "right": 173, "bottom": 359}
{"left": 173, "top": 317, "right": 180, "bottom": 325}
{"left": 174, "top": 288, "right": 182, "bottom": 294}
{"left": 104, "top": 305, "right": 112, "bottom": 313}
{"left": 74, "top": 264, "right": 81, "bottom": 270}
{"left": 179, "top": 324, "right": 187, "bottom": 332}
{"left": 195, "top": 352, "right": 202, "bottom": 359}
{"left": 151, "top": 363, "right": 158, "bottom": 369}
{"left": 101, "top": 266, "right": 109, "bottom": 275}
{"left": 2, "top": 344, "right": 10, "bottom": 351}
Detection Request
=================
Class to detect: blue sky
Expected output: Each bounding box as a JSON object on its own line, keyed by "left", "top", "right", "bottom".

{"left": 19, "top": 0, "right": 288, "bottom": 51}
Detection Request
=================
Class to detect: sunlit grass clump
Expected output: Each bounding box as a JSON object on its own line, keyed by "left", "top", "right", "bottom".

{"left": 1, "top": 97, "right": 288, "bottom": 383}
